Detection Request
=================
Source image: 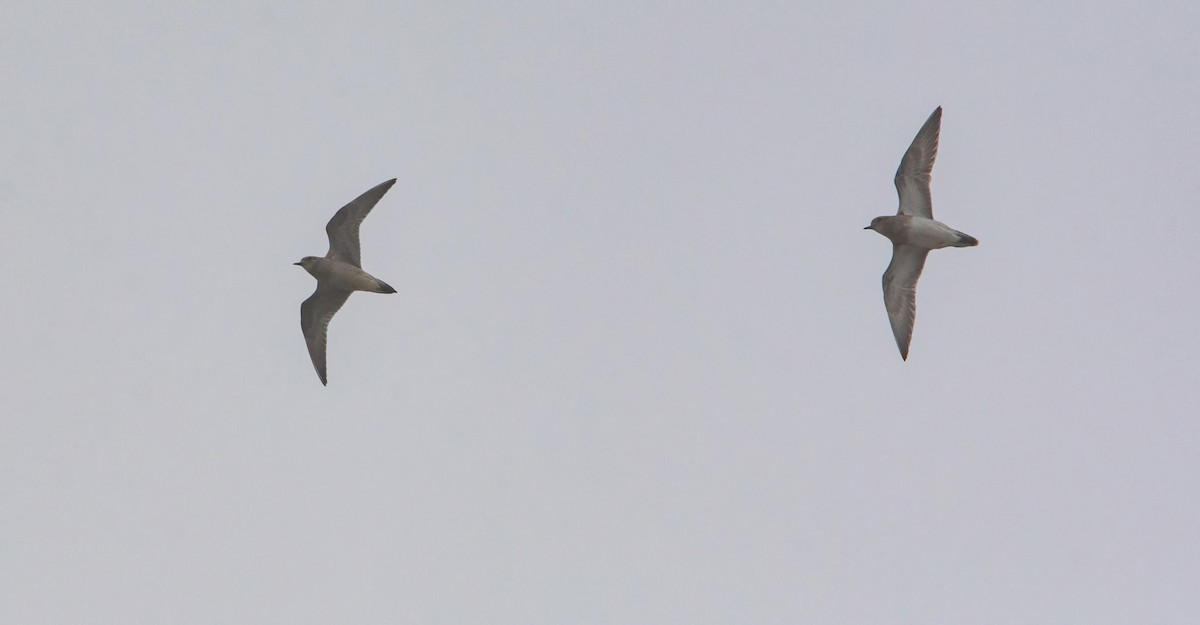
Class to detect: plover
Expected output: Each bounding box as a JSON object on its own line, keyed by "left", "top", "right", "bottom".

{"left": 295, "top": 179, "right": 398, "bottom": 385}
{"left": 864, "top": 108, "right": 977, "bottom": 360}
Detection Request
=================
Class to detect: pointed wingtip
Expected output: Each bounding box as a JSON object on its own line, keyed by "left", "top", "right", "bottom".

{"left": 925, "top": 107, "right": 942, "bottom": 126}
{"left": 367, "top": 178, "right": 397, "bottom": 194}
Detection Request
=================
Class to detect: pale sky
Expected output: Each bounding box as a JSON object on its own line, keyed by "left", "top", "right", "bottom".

{"left": 3, "top": 2, "right": 1198, "bottom": 623}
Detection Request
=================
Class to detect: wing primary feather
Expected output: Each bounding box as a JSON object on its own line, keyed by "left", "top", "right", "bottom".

{"left": 325, "top": 178, "right": 397, "bottom": 268}
{"left": 300, "top": 286, "right": 353, "bottom": 385}
{"left": 894, "top": 107, "right": 941, "bottom": 218}
{"left": 882, "top": 245, "right": 929, "bottom": 360}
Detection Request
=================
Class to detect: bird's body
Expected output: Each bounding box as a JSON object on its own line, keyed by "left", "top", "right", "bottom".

{"left": 295, "top": 178, "right": 398, "bottom": 385}
{"left": 296, "top": 256, "right": 395, "bottom": 294}
{"left": 864, "top": 107, "right": 977, "bottom": 360}
{"left": 869, "top": 214, "right": 978, "bottom": 250}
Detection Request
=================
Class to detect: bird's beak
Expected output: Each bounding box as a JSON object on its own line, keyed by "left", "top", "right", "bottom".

{"left": 863, "top": 225, "right": 873, "bottom": 230}
{"left": 293, "top": 261, "right": 302, "bottom": 265}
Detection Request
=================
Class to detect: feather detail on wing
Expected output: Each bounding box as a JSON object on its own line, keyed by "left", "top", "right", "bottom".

{"left": 882, "top": 245, "right": 929, "bottom": 360}
{"left": 894, "top": 107, "right": 941, "bottom": 219}
{"left": 300, "top": 285, "right": 353, "bottom": 385}
{"left": 325, "top": 179, "right": 397, "bottom": 268}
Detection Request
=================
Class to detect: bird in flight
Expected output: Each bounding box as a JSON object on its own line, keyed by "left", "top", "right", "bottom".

{"left": 864, "top": 107, "right": 978, "bottom": 360}
{"left": 295, "top": 179, "right": 398, "bottom": 385}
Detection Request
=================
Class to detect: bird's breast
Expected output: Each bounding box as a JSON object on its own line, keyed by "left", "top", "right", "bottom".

{"left": 902, "top": 217, "right": 965, "bottom": 249}
{"left": 311, "top": 259, "right": 379, "bottom": 291}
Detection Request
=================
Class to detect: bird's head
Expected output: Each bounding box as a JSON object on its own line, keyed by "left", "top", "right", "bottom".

{"left": 294, "top": 256, "right": 319, "bottom": 270}
{"left": 864, "top": 216, "right": 886, "bottom": 231}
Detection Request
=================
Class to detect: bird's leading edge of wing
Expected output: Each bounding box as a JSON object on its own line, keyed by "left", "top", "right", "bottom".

{"left": 894, "top": 107, "right": 941, "bottom": 219}
{"left": 325, "top": 178, "right": 398, "bottom": 268}
{"left": 300, "top": 285, "right": 353, "bottom": 385}
{"left": 882, "top": 244, "right": 929, "bottom": 360}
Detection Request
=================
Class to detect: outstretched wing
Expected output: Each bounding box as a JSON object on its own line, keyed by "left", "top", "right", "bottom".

{"left": 325, "top": 178, "right": 397, "bottom": 268}
{"left": 300, "top": 285, "right": 353, "bottom": 385}
{"left": 882, "top": 244, "right": 929, "bottom": 360}
{"left": 894, "top": 107, "right": 941, "bottom": 219}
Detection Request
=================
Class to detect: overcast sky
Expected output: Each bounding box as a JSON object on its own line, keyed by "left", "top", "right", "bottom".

{"left": 3, "top": 1, "right": 1198, "bottom": 623}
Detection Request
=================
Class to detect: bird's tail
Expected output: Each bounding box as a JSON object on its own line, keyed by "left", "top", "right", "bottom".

{"left": 952, "top": 230, "right": 979, "bottom": 247}
{"left": 375, "top": 279, "right": 397, "bottom": 294}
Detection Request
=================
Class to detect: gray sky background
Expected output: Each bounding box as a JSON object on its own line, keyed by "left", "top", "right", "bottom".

{"left": 3, "top": 1, "right": 1198, "bottom": 623}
